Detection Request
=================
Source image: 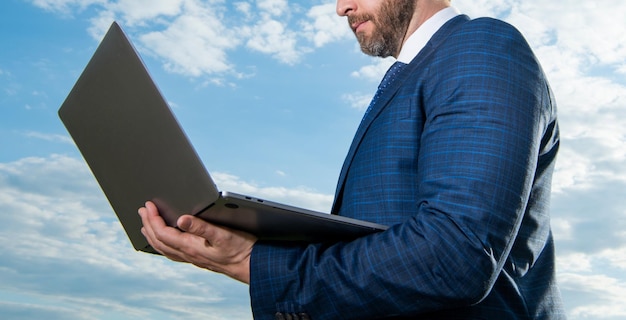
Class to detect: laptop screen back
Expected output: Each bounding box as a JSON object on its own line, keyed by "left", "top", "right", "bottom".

{"left": 58, "top": 22, "right": 219, "bottom": 252}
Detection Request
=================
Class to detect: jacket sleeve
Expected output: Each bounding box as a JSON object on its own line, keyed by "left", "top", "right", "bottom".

{"left": 249, "top": 19, "right": 557, "bottom": 320}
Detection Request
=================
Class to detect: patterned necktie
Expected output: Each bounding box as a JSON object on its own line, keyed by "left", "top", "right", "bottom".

{"left": 362, "top": 61, "right": 408, "bottom": 120}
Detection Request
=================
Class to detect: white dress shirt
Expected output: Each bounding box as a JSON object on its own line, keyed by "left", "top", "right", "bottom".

{"left": 396, "top": 6, "right": 461, "bottom": 64}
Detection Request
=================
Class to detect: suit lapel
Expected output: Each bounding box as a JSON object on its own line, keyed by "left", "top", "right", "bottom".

{"left": 331, "top": 15, "right": 470, "bottom": 214}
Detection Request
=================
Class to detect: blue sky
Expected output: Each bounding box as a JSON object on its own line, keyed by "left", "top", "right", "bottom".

{"left": 1, "top": 0, "right": 625, "bottom": 319}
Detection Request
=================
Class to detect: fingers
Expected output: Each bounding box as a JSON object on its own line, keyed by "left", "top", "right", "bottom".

{"left": 137, "top": 201, "right": 255, "bottom": 284}
{"left": 176, "top": 214, "right": 236, "bottom": 246}
{"left": 138, "top": 202, "right": 225, "bottom": 263}
{"left": 138, "top": 201, "right": 188, "bottom": 261}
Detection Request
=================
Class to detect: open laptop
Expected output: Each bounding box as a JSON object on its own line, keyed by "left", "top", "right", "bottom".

{"left": 58, "top": 22, "right": 387, "bottom": 253}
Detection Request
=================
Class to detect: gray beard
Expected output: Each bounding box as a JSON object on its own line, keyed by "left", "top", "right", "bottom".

{"left": 358, "top": 33, "right": 396, "bottom": 58}
{"left": 353, "top": 0, "right": 416, "bottom": 58}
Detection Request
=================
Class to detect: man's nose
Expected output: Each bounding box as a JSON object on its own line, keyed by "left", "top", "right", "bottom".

{"left": 336, "top": 0, "right": 356, "bottom": 17}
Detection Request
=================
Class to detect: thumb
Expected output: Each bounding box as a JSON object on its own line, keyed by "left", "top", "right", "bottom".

{"left": 176, "top": 215, "right": 195, "bottom": 232}
{"left": 176, "top": 215, "right": 217, "bottom": 241}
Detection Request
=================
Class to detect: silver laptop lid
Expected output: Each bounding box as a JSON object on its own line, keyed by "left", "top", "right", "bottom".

{"left": 58, "top": 22, "right": 219, "bottom": 252}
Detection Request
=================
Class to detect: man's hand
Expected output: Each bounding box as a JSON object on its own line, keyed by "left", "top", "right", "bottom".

{"left": 138, "top": 201, "right": 257, "bottom": 284}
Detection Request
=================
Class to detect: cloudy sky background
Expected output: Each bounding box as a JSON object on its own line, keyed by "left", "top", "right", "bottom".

{"left": 1, "top": 0, "right": 625, "bottom": 319}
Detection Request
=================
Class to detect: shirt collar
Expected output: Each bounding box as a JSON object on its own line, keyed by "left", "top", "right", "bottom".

{"left": 396, "top": 6, "right": 461, "bottom": 64}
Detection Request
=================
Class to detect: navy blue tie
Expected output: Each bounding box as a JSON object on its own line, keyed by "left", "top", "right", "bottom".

{"left": 363, "top": 61, "right": 407, "bottom": 119}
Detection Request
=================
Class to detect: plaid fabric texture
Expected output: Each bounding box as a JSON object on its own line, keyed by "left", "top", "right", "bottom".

{"left": 250, "top": 15, "right": 565, "bottom": 320}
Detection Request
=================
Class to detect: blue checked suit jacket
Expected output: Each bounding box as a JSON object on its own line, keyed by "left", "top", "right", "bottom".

{"left": 250, "top": 15, "right": 566, "bottom": 319}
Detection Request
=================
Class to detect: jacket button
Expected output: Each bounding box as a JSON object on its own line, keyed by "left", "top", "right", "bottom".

{"left": 275, "top": 312, "right": 285, "bottom": 320}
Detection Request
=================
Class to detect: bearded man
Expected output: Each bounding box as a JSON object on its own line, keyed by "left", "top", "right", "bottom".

{"left": 139, "top": 0, "right": 566, "bottom": 318}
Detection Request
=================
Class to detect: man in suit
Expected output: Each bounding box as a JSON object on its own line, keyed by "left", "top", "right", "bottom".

{"left": 139, "top": 0, "right": 566, "bottom": 318}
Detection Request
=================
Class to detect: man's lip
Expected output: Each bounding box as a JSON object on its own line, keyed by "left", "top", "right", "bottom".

{"left": 352, "top": 20, "right": 367, "bottom": 32}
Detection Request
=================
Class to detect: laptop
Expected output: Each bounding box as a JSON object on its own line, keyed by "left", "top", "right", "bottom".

{"left": 58, "top": 22, "right": 387, "bottom": 253}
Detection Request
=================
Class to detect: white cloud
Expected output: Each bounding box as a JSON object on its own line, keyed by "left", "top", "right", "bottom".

{"left": 244, "top": 18, "right": 302, "bottom": 65}
{"left": 351, "top": 57, "right": 395, "bottom": 82}
{"left": 212, "top": 172, "right": 333, "bottom": 212}
{"left": 0, "top": 300, "right": 93, "bottom": 320}
{"left": 28, "top": 0, "right": 106, "bottom": 14}
{"left": 552, "top": 146, "right": 596, "bottom": 193}
{"left": 256, "top": 0, "right": 288, "bottom": 17}
{"left": 0, "top": 154, "right": 335, "bottom": 318}
{"left": 523, "top": 1, "right": 626, "bottom": 68}
{"left": 557, "top": 247, "right": 626, "bottom": 319}
{"left": 234, "top": 1, "right": 252, "bottom": 19}
{"left": 0, "top": 155, "right": 252, "bottom": 319}
{"left": 557, "top": 252, "right": 593, "bottom": 273}
{"left": 73, "top": 0, "right": 337, "bottom": 76}
{"left": 550, "top": 217, "right": 574, "bottom": 242}
{"left": 302, "top": 3, "right": 352, "bottom": 47}
{"left": 238, "top": 0, "right": 313, "bottom": 65}
{"left": 140, "top": 10, "right": 239, "bottom": 76}
{"left": 23, "top": 131, "right": 74, "bottom": 144}
{"left": 87, "top": 8, "right": 118, "bottom": 40}
{"left": 111, "top": 0, "right": 183, "bottom": 26}
{"left": 342, "top": 92, "right": 372, "bottom": 111}
{"left": 559, "top": 273, "right": 626, "bottom": 319}
{"left": 454, "top": 0, "right": 511, "bottom": 20}
{"left": 597, "top": 247, "right": 626, "bottom": 270}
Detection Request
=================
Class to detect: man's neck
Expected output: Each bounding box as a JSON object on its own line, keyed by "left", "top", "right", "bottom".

{"left": 395, "top": 6, "right": 461, "bottom": 63}
{"left": 395, "top": 1, "right": 451, "bottom": 58}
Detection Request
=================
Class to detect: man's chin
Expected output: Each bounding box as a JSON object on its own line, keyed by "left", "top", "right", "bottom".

{"left": 360, "top": 42, "right": 391, "bottom": 58}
